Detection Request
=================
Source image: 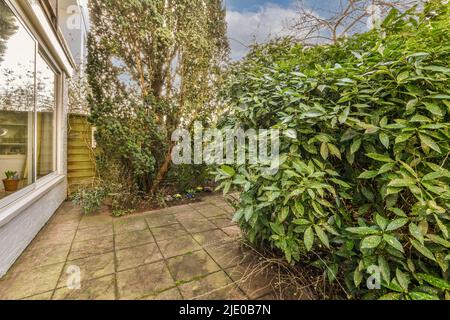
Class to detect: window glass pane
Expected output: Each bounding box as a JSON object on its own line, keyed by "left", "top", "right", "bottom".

{"left": 0, "top": 0, "right": 35, "bottom": 199}
{"left": 36, "top": 54, "right": 56, "bottom": 178}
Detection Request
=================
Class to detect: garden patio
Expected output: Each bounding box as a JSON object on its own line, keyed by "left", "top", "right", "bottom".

{"left": 0, "top": 195, "right": 312, "bottom": 300}
{"left": 1, "top": 0, "right": 449, "bottom": 302}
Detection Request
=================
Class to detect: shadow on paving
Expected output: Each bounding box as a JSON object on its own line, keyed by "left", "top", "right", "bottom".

{"left": 0, "top": 195, "right": 314, "bottom": 300}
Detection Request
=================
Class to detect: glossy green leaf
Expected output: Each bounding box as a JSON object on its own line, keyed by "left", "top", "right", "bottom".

{"left": 314, "top": 225, "right": 330, "bottom": 248}
{"left": 304, "top": 226, "right": 314, "bottom": 251}
{"left": 384, "top": 234, "right": 404, "bottom": 253}
{"left": 361, "top": 235, "right": 383, "bottom": 249}
{"left": 419, "top": 134, "right": 441, "bottom": 153}
{"left": 386, "top": 218, "right": 409, "bottom": 232}
{"left": 411, "top": 239, "right": 436, "bottom": 261}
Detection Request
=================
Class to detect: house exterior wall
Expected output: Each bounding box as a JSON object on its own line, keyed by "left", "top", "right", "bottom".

{"left": 0, "top": 177, "right": 66, "bottom": 276}
{"left": 58, "top": 0, "right": 89, "bottom": 67}
{"left": 0, "top": 0, "right": 75, "bottom": 277}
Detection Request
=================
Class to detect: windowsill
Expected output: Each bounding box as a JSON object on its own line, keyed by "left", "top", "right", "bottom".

{"left": 0, "top": 174, "right": 65, "bottom": 228}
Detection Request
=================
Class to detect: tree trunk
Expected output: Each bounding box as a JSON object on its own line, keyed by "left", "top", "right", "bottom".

{"left": 150, "top": 143, "right": 175, "bottom": 195}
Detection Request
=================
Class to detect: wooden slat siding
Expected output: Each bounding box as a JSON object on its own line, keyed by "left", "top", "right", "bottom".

{"left": 67, "top": 115, "right": 96, "bottom": 194}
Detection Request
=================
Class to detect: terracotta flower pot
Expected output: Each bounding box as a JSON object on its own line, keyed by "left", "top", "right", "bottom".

{"left": 3, "top": 179, "right": 19, "bottom": 192}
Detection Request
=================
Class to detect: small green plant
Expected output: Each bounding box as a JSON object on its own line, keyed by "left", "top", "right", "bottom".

{"left": 72, "top": 185, "right": 109, "bottom": 215}
{"left": 154, "top": 192, "right": 167, "bottom": 208}
{"left": 111, "top": 209, "right": 134, "bottom": 217}
{"left": 4, "top": 171, "right": 18, "bottom": 180}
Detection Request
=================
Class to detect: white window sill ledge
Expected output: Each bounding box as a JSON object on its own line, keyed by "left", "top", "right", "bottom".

{"left": 0, "top": 175, "right": 65, "bottom": 228}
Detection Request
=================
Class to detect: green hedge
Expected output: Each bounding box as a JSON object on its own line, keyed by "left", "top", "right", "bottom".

{"left": 216, "top": 1, "right": 450, "bottom": 300}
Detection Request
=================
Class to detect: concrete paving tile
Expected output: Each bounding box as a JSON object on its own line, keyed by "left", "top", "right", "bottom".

{"left": 44, "top": 219, "right": 80, "bottom": 232}
{"left": 140, "top": 287, "right": 182, "bottom": 300}
{"left": 74, "top": 224, "right": 114, "bottom": 242}
{"left": 167, "top": 250, "right": 221, "bottom": 283}
{"left": 53, "top": 275, "right": 116, "bottom": 300}
{"left": 114, "top": 218, "right": 148, "bottom": 234}
{"left": 58, "top": 252, "right": 115, "bottom": 288}
{"left": 115, "top": 229, "right": 155, "bottom": 250}
{"left": 22, "top": 291, "right": 53, "bottom": 300}
{"left": 11, "top": 243, "right": 71, "bottom": 272}
{"left": 78, "top": 215, "right": 113, "bottom": 229}
{"left": 179, "top": 271, "right": 246, "bottom": 300}
{"left": 158, "top": 235, "right": 202, "bottom": 259}
{"left": 189, "top": 202, "right": 215, "bottom": 210}
{"left": 205, "top": 242, "right": 250, "bottom": 269}
{"left": 117, "top": 261, "right": 175, "bottom": 300}
{"left": 197, "top": 206, "right": 228, "bottom": 218}
{"left": 174, "top": 210, "right": 203, "bottom": 221}
{"left": 116, "top": 243, "right": 163, "bottom": 271}
{"left": 209, "top": 215, "right": 235, "bottom": 229}
{"left": 0, "top": 263, "right": 64, "bottom": 300}
{"left": 145, "top": 213, "right": 178, "bottom": 228}
{"left": 32, "top": 228, "right": 76, "bottom": 246}
{"left": 192, "top": 229, "right": 230, "bottom": 248}
{"left": 178, "top": 218, "right": 218, "bottom": 234}
{"left": 68, "top": 236, "right": 114, "bottom": 260}
{"left": 151, "top": 224, "right": 189, "bottom": 242}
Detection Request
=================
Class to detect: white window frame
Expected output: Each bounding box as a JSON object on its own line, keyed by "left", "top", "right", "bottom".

{"left": 0, "top": 0, "right": 64, "bottom": 211}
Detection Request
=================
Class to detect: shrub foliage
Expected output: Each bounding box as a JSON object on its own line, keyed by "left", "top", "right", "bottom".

{"left": 217, "top": 1, "right": 450, "bottom": 299}
{"left": 87, "top": 0, "right": 228, "bottom": 198}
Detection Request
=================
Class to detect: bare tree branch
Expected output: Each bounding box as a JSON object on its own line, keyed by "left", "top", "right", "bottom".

{"left": 290, "top": 0, "right": 425, "bottom": 45}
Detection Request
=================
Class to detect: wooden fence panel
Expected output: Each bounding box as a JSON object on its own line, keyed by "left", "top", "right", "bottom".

{"left": 67, "top": 115, "right": 96, "bottom": 194}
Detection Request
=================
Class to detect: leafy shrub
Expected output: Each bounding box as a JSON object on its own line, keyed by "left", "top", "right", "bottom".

{"left": 72, "top": 184, "right": 109, "bottom": 215}
{"left": 167, "top": 164, "right": 213, "bottom": 191}
{"left": 72, "top": 157, "right": 144, "bottom": 215}
{"left": 216, "top": 1, "right": 450, "bottom": 300}
{"left": 87, "top": 0, "right": 228, "bottom": 196}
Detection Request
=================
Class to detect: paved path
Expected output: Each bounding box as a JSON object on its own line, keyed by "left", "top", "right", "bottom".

{"left": 0, "top": 195, "right": 312, "bottom": 300}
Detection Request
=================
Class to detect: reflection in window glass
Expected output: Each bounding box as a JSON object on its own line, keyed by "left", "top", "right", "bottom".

{"left": 0, "top": 0, "right": 35, "bottom": 199}
{"left": 36, "top": 54, "right": 56, "bottom": 178}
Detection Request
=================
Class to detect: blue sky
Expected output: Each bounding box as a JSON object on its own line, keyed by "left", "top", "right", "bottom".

{"left": 225, "top": 0, "right": 340, "bottom": 60}
{"left": 225, "top": 0, "right": 298, "bottom": 60}
{"left": 225, "top": 0, "right": 294, "bottom": 11}
{"left": 225, "top": 0, "right": 338, "bottom": 13}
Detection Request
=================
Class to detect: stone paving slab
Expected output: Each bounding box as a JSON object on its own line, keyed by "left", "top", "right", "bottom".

{"left": 158, "top": 235, "right": 202, "bottom": 259}
{"left": 54, "top": 275, "right": 116, "bottom": 300}
{"left": 179, "top": 271, "right": 245, "bottom": 300}
{"left": 68, "top": 236, "right": 114, "bottom": 260}
{"left": 0, "top": 195, "right": 311, "bottom": 300}
{"left": 115, "top": 229, "right": 154, "bottom": 250}
{"left": 58, "top": 253, "right": 115, "bottom": 288}
{"left": 116, "top": 261, "right": 175, "bottom": 300}
{"left": 167, "top": 250, "right": 222, "bottom": 283}
{"left": 116, "top": 243, "right": 163, "bottom": 271}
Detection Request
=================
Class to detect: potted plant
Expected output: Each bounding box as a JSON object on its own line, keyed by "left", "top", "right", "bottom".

{"left": 3, "top": 171, "right": 20, "bottom": 192}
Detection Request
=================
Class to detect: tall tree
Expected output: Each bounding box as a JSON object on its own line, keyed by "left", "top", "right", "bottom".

{"left": 87, "top": 0, "right": 229, "bottom": 195}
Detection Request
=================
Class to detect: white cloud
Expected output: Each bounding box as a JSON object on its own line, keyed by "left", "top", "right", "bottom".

{"left": 226, "top": 4, "right": 298, "bottom": 60}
